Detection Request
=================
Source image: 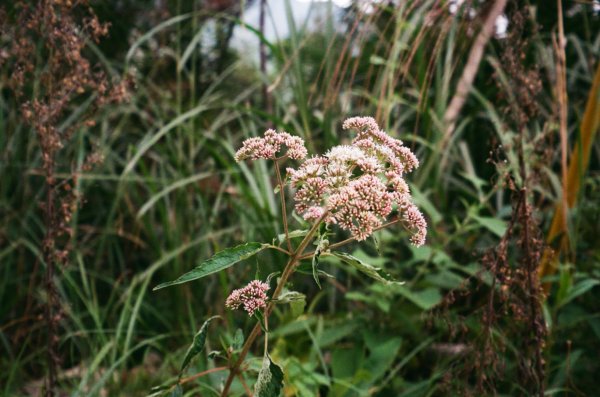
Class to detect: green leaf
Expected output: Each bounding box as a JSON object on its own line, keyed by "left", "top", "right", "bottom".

{"left": 154, "top": 243, "right": 267, "bottom": 290}
{"left": 274, "top": 290, "right": 306, "bottom": 304}
{"left": 254, "top": 355, "right": 284, "bottom": 397}
{"left": 179, "top": 316, "right": 219, "bottom": 379}
{"left": 330, "top": 252, "right": 402, "bottom": 285}
{"left": 312, "top": 251, "right": 322, "bottom": 289}
{"left": 274, "top": 290, "right": 306, "bottom": 318}
{"left": 391, "top": 285, "right": 442, "bottom": 310}
{"left": 559, "top": 279, "right": 599, "bottom": 308}
{"left": 311, "top": 232, "right": 329, "bottom": 289}
{"left": 170, "top": 384, "right": 183, "bottom": 397}
{"left": 232, "top": 328, "right": 244, "bottom": 351}
{"left": 255, "top": 311, "right": 267, "bottom": 332}
{"left": 296, "top": 262, "right": 335, "bottom": 279}
{"left": 471, "top": 215, "right": 507, "bottom": 238}
{"left": 277, "top": 229, "right": 309, "bottom": 244}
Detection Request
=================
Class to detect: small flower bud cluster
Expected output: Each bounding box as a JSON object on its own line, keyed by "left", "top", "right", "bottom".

{"left": 288, "top": 116, "right": 427, "bottom": 245}
{"left": 328, "top": 175, "right": 393, "bottom": 240}
{"left": 234, "top": 129, "right": 307, "bottom": 162}
{"left": 225, "top": 280, "right": 270, "bottom": 316}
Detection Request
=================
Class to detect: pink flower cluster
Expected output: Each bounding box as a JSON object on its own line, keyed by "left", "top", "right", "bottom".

{"left": 225, "top": 280, "right": 270, "bottom": 316}
{"left": 287, "top": 116, "right": 427, "bottom": 245}
{"left": 234, "top": 129, "right": 307, "bottom": 162}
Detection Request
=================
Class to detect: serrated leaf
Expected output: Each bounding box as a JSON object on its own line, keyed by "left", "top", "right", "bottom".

{"left": 154, "top": 243, "right": 267, "bottom": 290}
{"left": 179, "top": 316, "right": 219, "bottom": 379}
{"left": 254, "top": 355, "right": 284, "bottom": 397}
{"left": 331, "top": 252, "right": 402, "bottom": 285}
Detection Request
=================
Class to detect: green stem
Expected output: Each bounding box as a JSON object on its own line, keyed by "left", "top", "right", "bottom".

{"left": 298, "top": 217, "right": 402, "bottom": 260}
{"left": 220, "top": 214, "right": 327, "bottom": 396}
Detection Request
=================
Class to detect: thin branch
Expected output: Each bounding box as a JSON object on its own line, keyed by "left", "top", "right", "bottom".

{"left": 179, "top": 366, "right": 228, "bottom": 385}
{"left": 237, "top": 373, "right": 253, "bottom": 397}
{"left": 266, "top": 245, "right": 291, "bottom": 256}
{"left": 443, "top": 0, "right": 508, "bottom": 141}
{"left": 298, "top": 217, "right": 402, "bottom": 260}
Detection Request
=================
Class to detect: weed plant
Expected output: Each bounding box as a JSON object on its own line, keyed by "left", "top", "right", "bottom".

{"left": 0, "top": 1, "right": 599, "bottom": 396}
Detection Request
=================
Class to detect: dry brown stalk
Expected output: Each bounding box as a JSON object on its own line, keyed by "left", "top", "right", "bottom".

{"left": 443, "top": 0, "right": 508, "bottom": 142}
{"left": 1, "top": 2, "right": 128, "bottom": 394}
{"left": 539, "top": 61, "right": 600, "bottom": 286}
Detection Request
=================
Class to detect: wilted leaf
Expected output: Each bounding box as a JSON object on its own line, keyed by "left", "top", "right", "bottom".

{"left": 154, "top": 243, "right": 267, "bottom": 290}
{"left": 254, "top": 355, "right": 284, "bottom": 397}
{"left": 179, "top": 316, "right": 219, "bottom": 379}
{"left": 331, "top": 252, "right": 402, "bottom": 285}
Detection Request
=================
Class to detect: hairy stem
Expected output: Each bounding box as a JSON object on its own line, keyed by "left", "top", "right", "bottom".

{"left": 220, "top": 214, "right": 326, "bottom": 396}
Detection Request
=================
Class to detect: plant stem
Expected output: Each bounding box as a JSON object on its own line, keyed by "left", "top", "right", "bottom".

{"left": 263, "top": 312, "right": 269, "bottom": 356}
{"left": 44, "top": 163, "right": 58, "bottom": 397}
{"left": 298, "top": 217, "right": 402, "bottom": 260}
{"left": 179, "top": 366, "right": 228, "bottom": 385}
{"left": 267, "top": 245, "right": 291, "bottom": 256}
{"left": 237, "top": 373, "right": 253, "bottom": 397}
{"left": 274, "top": 159, "right": 292, "bottom": 252}
{"left": 220, "top": 214, "right": 326, "bottom": 396}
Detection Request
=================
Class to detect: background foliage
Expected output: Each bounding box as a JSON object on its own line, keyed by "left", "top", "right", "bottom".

{"left": 1, "top": 0, "right": 599, "bottom": 395}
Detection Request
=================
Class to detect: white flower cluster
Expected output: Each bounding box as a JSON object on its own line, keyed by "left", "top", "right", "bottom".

{"left": 225, "top": 280, "right": 270, "bottom": 316}
{"left": 233, "top": 117, "right": 427, "bottom": 245}
{"left": 288, "top": 117, "right": 426, "bottom": 245}
{"left": 234, "top": 129, "right": 307, "bottom": 162}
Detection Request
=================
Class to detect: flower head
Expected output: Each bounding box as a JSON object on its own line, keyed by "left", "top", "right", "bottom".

{"left": 225, "top": 280, "right": 270, "bottom": 316}
{"left": 235, "top": 129, "right": 307, "bottom": 162}
{"left": 288, "top": 116, "right": 427, "bottom": 245}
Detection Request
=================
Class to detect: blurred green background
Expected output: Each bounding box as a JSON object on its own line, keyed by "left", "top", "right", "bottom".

{"left": 1, "top": 0, "right": 599, "bottom": 395}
